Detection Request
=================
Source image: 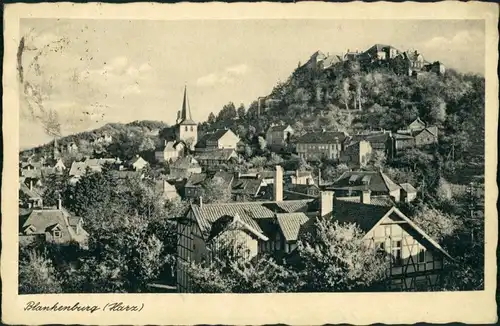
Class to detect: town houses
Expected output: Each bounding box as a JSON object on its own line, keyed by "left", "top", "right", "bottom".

{"left": 18, "top": 46, "right": 472, "bottom": 296}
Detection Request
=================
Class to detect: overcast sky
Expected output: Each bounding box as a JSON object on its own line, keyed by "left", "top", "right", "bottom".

{"left": 19, "top": 19, "right": 484, "bottom": 149}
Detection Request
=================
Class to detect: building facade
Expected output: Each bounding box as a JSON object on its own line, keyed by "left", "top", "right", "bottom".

{"left": 296, "top": 131, "right": 349, "bottom": 161}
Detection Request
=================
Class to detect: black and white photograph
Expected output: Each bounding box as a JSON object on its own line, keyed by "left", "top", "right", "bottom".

{"left": 3, "top": 2, "right": 498, "bottom": 324}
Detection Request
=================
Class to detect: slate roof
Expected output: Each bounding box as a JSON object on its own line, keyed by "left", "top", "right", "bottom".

{"left": 276, "top": 213, "right": 311, "bottom": 241}
{"left": 336, "top": 195, "right": 394, "bottom": 206}
{"left": 19, "top": 183, "right": 42, "bottom": 200}
{"left": 21, "top": 208, "right": 88, "bottom": 244}
{"left": 296, "top": 131, "right": 348, "bottom": 144}
{"left": 330, "top": 171, "right": 401, "bottom": 192}
{"left": 69, "top": 162, "right": 88, "bottom": 176}
{"left": 231, "top": 177, "right": 263, "bottom": 197}
{"left": 213, "top": 171, "right": 234, "bottom": 185}
{"left": 393, "top": 133, "right": 415, "bottom": 140}
{"left": 185, "top": 173, "right": 207, "bottom": 187}
{"left": 267, "top": 125, "right": 292, "bottom": 132}
{"left": 350, "top": 132, "right": 390, "bottom": 144}
{"left": 307, "top": 198, "right": 393, "bottom": 233}
{"left": 399, "top": 183, "right": 417, "bottom": 194}
{"left": 195, "top": 149, "right": 237, "bottom": 161}
{"left": 170, "top": 156, "right": 200, "bottom": 169}
{"left": 21, "top": 169, "right": 42, "bottom": 179}
{"left": 262, "top": 200, "right": 313, "bottom": 214}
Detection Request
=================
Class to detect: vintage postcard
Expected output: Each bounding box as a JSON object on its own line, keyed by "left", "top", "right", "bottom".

{"left": 2, "top": 2, "right": 498, "bottom": 325}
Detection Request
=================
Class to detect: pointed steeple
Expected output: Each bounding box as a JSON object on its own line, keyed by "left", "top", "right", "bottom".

{"left": 178, "top": 85, "right": 196, "bottom": 125}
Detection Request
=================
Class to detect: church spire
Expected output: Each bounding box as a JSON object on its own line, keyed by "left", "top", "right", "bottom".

{"left": 180, "top": 85, "right": 192, "bottom": 121}
{"left": 178, "top": 85, "right": 196, "bottom": 125}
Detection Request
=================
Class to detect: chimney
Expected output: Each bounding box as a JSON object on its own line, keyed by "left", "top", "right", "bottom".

{"left": 320, "top": 191, "right": 335, "bottom": 218}
{"left": 29, "top": 179, "right": 33, "bottom": 191}
{"left": 317, "top": 169, "right": 322, "bottom": 186}
{"left": 199, "top": 196, "right": 203, "bottom": 208}
{"left": 361, "top": 188, "right": 371, "bottom": 204}
{"left": 273, "top": 165, "right": 283, "bottom": 201}
{"left": 234, "top": 171, "right": 240, "bottom": 180}
{"left": 57, "top": 196, "right": 62, "bottom": 210}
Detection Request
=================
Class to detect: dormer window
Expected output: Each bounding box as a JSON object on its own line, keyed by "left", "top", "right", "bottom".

{"left": 53, "top": 230, "right": 62, "bottom": 238}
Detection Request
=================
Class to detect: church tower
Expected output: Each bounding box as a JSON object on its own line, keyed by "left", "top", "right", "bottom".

{"left": 176, "top": 86, "right": 198, "bottom": 150}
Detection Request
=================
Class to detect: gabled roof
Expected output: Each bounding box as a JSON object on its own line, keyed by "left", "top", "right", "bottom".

{"left": 393, "top": 133, "right": 415, "bottom": 140}
{"left": 213, "top": 171, "right": 234, "bottom": 185}
{"left": 399, "top": 183, "right": 417, "bottom": 193}
{"left": 231, "top": 177, "right": 263, "bottom": 197}
{"left": 21, "top": 169, "right": 42, "bottom": 179}
{"left": 296, "top": 131, "right": 349, "bottom": 144}
{"left": 330, "top": 171, "right": 401, "bottom": 193}
{"left": 195, "top": 129, "right": 238, "bottom": 148}
{"left": 170, "top": 156, "right": 200, "bottom": 169}
{"left": 128, "top": 155, "right": 147, "bottom": 166}
{"left": 185, "top": 173, "right": 207, "bottom": 187}
{"left": 206, "top": 213, "right": 268, "bottom": 243}
{"left": 267, "top": 125, "right": 292, "bottom": 133}
{"left": 350, "top": 132, "right": 390, "bottom": 143}
{"left": 69, "top": 162, "right": 88, "bottom": 177}
{"left": 194, "top": 149, "right": 237, "bottom": 161}
{"left": 276, "top": 213, "right": 311, "bottom": 241}
{"left": 21, "top": 208, "right": 87, "bottom": 243}
{"left": 19, "top": 182, "right": 42, "bottom": 200}
{"left": 336, "top": 195, "right": 394, "bottom": 206}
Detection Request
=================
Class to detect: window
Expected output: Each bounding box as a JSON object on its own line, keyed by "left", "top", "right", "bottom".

{"left": 384, "top": 225, "right": 391, "bottom": 237}
{"left": 53, "top": 230, "right": 62, "bottom": 238}
{"left": 418, "top": 249, "right": 426, "bottom": 263}
{"left": 185, "top": 126, "right": 188, "bottom": 131}
{"left": 392, "top": 240, "right": 402, "bottom": 266}
{"left": 378, "top": 241, "right": 385, "bottom": 251}
{"left": 190, "top": 126, "right": 194, "bottom": 131}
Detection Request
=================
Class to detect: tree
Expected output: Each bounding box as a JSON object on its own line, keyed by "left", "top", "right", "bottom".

{"left": 201, "top": 176, "right": 232, "bottom": 204}
{"left": 237, "top": 104, "right": 246, "bottom": 119}
{"left": 42, "top": 172, "right": 69, "bottom": 207}
{"left": 411, "top": 205, "right": 462, "bottom": 242}
{"left": 184, "top": 237, "right": 300, "bottom": 293}
{"left": 249, "top": 156, "right": 267, "bottom": 169}
{"left": 217, "top": 102, "right": 237, "bottom": 121}
{"left": 19, "top": 250, "right": 63, "bottom": 294}
{"left": 207, "top": 112, "right": 216, "bottom": 124}
{"left": 297, "top": 218, "right": 389, "bottom": 292}
{"left": 369, "top": 150, "right": 387, "bottom": 171}
{"left": 257, "top": 136, "right": 267, "bottom": 151}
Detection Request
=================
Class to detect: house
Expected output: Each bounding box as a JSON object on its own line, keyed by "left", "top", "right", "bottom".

{"left": 176, "top": 166, "right": 452, "bottom": 292}
{"left": 69, "top": 162, "right": 88, "bottom": 182}
{"left": 155, "top": 179, "right": 181, "bottom": 202}
{"left": 340, "top": 140, "right": 372, "bottom": 168}
{"left": 19, "top": 181, "right": 43, "bottom": 208}
{"left": 400, "top": 183, "right": 417, "bottom": 203}
{"left": 407, "top": 117, "right": 427, "bottom": 132}
{"left": 393, "top": 133, "right": 416, "bottom": 151}
{"left": 414, "top": 127, "right": 438, "bottom": 147}
{"left": 285, "top": 183, "right": 320, "bottom": 198}
{"left": 343, "top": 49, "right": 360, "bottom": 61}
{"left": 68, "top": 158, "right": 119, "bottom": 183}
{"left": 320, "top": 54, "right": 343, "bottom": 70}
{"left": 93, "top": 133, "right": 113, "bottom": 144}
{"left": 169, "top": 156, "right": 202, "bottom": 179}
{"left": 21, "top": 169, "right": 43, "bottom": 188}
{"left": 194, "top": 149, "right": 238, "bottom": 170}
{"left": 304, "top": 50, "right": 327, "bottom": 69}
{"left": 231, "top": 175, "right": 267, "bottom": 202}
{"left": 266, "top": 125, "right": 294, "bottom": 146}
{"left": 288, "top": 170, "right": 315, "bottom": 185}
{"left": 155, "top": 140, "right": 185, "bottom": 163}
{"left": 350, "top": 131, "right": 392, "bottom": 154}
{"left": 423, "top": 61, "right": 446, "bottom": 75}
{"left": 195, "top": 129, "right": 240, "bottom": 151}
{"left": 295, "top": 131, "right": 349, "bottom": 161}
{"left": 127, "top": 155, "right": 149, "bottom": 171}
{"left": 326, "top": 170, "right": 402, "bottom": 202}
{"left": 361, "top": 44, "right": 400, "bottom": 63}
{"left": 19, "top": 201, "right": 89, "bottom": 248}
{"left": 184, "top": 173, "right": 208, "bottom": 200}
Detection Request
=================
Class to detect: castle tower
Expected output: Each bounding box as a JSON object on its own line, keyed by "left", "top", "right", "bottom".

{"left": 176, "top": 86, "right": 198, "bottom": 150}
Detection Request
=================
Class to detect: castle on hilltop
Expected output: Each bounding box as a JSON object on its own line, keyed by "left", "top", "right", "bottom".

{"left": 304, "top": 44, "right": 446, "bottom": 77}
